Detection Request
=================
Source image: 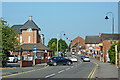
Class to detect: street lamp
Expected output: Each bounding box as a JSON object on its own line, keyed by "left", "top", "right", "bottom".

{"left": 105, "top": 12, "right": 114, "bottom": 34}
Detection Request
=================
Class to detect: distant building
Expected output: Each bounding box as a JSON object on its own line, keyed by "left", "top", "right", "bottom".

{"left": 85, "top": 35, "right": 100, "bottom": 56}
{"left": 71, "top": 36, "right": 85, "bottom": 53}
{"left": 100, "top": 33, "right": 120, "bottom": 62}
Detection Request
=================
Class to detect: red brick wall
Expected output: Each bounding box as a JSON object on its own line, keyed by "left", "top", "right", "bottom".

{"left": 17, "top": 29, "right": 40, "bottom": 44}
{"left": 102, "top": 40, "right": 119, "bottom": 62}
{"left": 71, "top": 36, "right": 85, "bottom": 53}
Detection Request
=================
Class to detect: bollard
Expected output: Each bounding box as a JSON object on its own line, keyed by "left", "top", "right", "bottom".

{"left": 20, "top": 60, "right": 22, "bottom": 68}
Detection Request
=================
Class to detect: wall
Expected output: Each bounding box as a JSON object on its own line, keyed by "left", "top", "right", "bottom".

{"left": 102, "top": 40, "right": 119, "bottom": 62}
{"left": 71, "top": 36, "right": 85, "bottom": 53}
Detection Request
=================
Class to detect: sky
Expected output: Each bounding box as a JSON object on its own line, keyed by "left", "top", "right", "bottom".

{"left": 2, "top": 2, "right": 119, "bottom": 46}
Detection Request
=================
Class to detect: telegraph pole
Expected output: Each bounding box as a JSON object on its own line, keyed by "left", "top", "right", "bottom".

{"left": 57, "top": 34, "right": 59, "bottom": 57}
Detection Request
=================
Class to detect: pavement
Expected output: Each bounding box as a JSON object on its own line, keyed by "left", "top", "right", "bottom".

{"left": 90, "top": 56, "right": 118, "bottom": 79}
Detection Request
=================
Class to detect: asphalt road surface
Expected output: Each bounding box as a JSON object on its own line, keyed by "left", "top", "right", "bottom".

{"left": 1, "top": 53, "right": 97, "bottom": 79}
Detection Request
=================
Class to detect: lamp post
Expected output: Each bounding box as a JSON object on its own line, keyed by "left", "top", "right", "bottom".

{"left": 57, "top": 34, "right": 59, "bottom": 57}
{"left": 105, "top": 12, "right": 114, "bottom": 34}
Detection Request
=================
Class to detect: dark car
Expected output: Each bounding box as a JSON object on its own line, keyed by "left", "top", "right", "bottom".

{"left": 81, "top": 55, "right": 86, "bottom": 60}
{"left": 47, "top": 56, "right": 72, "bottom": 66}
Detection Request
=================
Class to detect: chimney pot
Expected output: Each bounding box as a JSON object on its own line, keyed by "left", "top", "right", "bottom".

{"left": 99, "top": 33, "right": 101, "bottom": 37}
{"left": 29, "top": 16, "right": 32, "bottom": 20}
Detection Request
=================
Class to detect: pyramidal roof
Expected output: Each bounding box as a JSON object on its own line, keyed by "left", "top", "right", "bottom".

{"left": 11, "top": 16, "right": 41, "bottom": 33}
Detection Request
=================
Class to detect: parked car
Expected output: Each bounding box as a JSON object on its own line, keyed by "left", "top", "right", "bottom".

{"left": 47, "top": 56, "right": 72, "bottom": 66}
{"left": 83, "top": 57, "right": 90, "bottom": 62}
{"left": 7, "top": 55, "right": 18, "bottom": 63}
{"left": 70, "top": 56, "right": 78, "bottom": 62}
{"left": 81, "top": 55, "right": 86, "bottom": 60}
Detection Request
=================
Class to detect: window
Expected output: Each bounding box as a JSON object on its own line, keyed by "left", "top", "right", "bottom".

{"left": 27, "top": 28, "right": 32, "bottom": 32}
{"left": 28, "top": 36, "right": 30, "bottom": 43}
{"left": 92, "top": 44, "right": 95, "bottom": 47}
{"left": 20, "top": 36, "right": 22, "bottom": 43}
{"left": 87, "top": 44, "right": 90, "bottom": 47}
{"left": 96, "top": 44, "right": 99, "bottom": 47}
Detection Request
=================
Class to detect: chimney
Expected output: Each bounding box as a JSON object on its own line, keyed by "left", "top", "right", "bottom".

{"left": 99, "top": 33, "right": 101, "bottom": 37}
{"left": 29, "top": 16, "right": 32, "bottom": 20}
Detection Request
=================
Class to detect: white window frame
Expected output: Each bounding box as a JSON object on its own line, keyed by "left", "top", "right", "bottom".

{"left": 96, "top": 44, "right": 99, "bottom": 47}
{"left": 28, "top": 36, "right": 30, "bottom": 43}
{"left": 20, "top": 36, "right": 22, "bottom": 43}
{"left": 92, "top": 44, "right": 95, "bottom": 47}
{"left": 87, "top": 44, "right": 90, "bottom": 47}
{"left": 27, "top": 28, "right": 32, "bottom": 32}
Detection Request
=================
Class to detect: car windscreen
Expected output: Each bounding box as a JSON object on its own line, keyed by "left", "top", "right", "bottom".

{"left": 9, "top": 55, "right": 14, "bottom": 57}
{"left": 52, "top": 57, "right": 58, "bottom": 60}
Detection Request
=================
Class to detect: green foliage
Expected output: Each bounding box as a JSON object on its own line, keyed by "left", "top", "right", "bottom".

{"left": 108, "top": 44, "right": 116, "bottom": 64}
{"left": 47, "top": 38, "right": 57, "bottom": 52}
{"left": 108, "top": 41, "right": 120, "bottom": 64}
{"left": 1, "top": 18, "right": 19, "bottom": 67}
{"left": 58, "top": 39, "right": 68, "bottom": 52}
{"left": 68, "top": 43, "right": 71, "bottom": 52}
{"left": 47, "top": 38, "right": 68, "bottom": 53}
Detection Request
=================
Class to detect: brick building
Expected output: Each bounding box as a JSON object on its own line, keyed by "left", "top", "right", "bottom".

{"left": 12, "top": 16, "right": 44, "bottom": 44}
{"left": 11, "top": 16, "right": 52, "bottom": 62}
{"left": 85, "top": 36, "right": 100, "bottom": 56}
{"left": 71, "top": 36, "right": 85, "bottom": 53}
{"left": 99, "top": 33, "right": 120, "bottom": 62}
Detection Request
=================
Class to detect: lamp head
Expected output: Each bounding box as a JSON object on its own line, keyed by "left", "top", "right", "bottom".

{"left": 105, "top": 16, "right": 109, "bottom": 20}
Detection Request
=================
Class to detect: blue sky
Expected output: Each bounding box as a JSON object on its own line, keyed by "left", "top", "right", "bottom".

{"left": 2, "top": 2, "right": 118, "bottom": 46}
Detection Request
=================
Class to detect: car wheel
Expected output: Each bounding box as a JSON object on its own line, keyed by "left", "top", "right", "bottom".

{"left": 16, "top": 59, "right": 18, "bottom": 63}
{"left": 67, "top": 61, "right": 72, "bottom": 66}
{"left": 49, "top": 64, "right": 52, "bottom": 66}
{"left": 53, "top": 62, "right": 57, "bottom": 66}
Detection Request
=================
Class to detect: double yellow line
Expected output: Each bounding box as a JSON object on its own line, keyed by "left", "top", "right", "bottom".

{"left": 1, "top": 65, "right": 49, "bottom": 78}
{"left": 87, "top": 61, "right": 98, "bottom": 80}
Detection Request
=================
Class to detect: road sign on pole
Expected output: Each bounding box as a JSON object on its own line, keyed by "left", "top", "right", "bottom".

{"left": 33, "top": 46, "right": 37, "bottom": 65}
{"left": 33, "top": 46, "right": 37, "bottom": 51}
{"left": 27, "top": 52, "right": 30, "bottom": 56}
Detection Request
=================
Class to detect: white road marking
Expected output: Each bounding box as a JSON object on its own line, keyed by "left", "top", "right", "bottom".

{"left": 66, "top": 68, "right": 70, "bottom": 70}
{"left": 45, "top": 73, "right": 55, "bottom": 78}
{"left": 58, "top": 70, "right": 65, "bottom": 73}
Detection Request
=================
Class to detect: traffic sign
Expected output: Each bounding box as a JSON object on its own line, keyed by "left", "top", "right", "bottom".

{"left": 27, "top": 52, "right": 30, "bottom": 56}
{"left": 33, "top": 46, "right": 37, "bottom": 51}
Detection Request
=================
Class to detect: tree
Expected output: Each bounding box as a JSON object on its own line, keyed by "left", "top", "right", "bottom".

{"left": 108, "top": 41, "right": 120, "bottom": 64}
{"left": 47, "top": 38, "right": 57, "bottom": 52}
{"left": 47, "top": 38, "right": 68, "bottom": 53}
{"left": 1, "top": 18, "right": 19, "bottom": 66}
{"left": 58, "top": 39, "right": 68, "bottom": 52}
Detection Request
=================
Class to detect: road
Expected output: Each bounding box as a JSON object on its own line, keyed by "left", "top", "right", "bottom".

{"left": 1, "top": 52, "right": 118, "bottom": 80}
